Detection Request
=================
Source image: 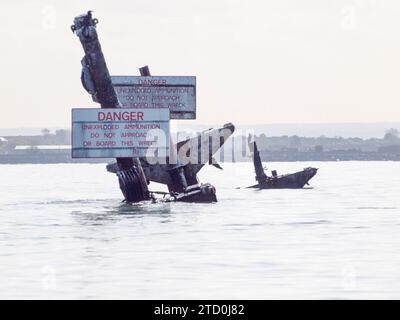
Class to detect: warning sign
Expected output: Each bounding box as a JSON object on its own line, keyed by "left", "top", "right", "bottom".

{"left": 72, "top": 108, "right": 170, "bottom": 158}
{"left": 112, "top": 76, "right": 196, "bottom": 119}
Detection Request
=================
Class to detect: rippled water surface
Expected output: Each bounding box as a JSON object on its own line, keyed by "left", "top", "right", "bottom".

{"left": 0, "top": 162, "right": 400, "bottom": 299}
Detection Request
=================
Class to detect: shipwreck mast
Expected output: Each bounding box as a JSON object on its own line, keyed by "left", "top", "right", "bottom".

{"left": 71, "top": 11, "right": 150, "bottom": 202}
{"left": 249, "top": 137, "right": 267, "bottom": 185}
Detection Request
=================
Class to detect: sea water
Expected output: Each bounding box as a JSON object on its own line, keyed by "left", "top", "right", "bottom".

{"left": 0, "top": 162, "right": 399, "bottom": 299}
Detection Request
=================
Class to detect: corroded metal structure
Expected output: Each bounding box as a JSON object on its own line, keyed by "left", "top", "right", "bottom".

{"left": 71, "top": 12, "right": 235, "bottom": 203}
{"left": 248, "top": 137, "right": 318, "bottom": 189}
{"left": 107, "top": 122, "right": 236, "bottom": 202}
{"left": 71, "top": 11, "right": 150, "bottom": 202}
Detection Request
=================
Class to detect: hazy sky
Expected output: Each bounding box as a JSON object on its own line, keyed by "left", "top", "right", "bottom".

{"left": 1, "top": 0, "right": 400, "bottom": 128}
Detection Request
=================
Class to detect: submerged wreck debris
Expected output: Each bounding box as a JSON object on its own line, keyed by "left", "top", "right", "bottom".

{"left": 71, "top": 11, "right": 150, "bottom": 202}
{"left": 107, "top": 123, "right": 236, "bottom": 203}
{"left": 247, "top": 135, "right": 318, "bottom": 189}
{"left": 149, "top": 122, "right": 235, "bottom": 202}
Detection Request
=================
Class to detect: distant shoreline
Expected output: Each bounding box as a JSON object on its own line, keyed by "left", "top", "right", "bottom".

{"left": 2, "top": 129, "right": 400, "bottom": 163}
{"left": 0, "top": 153, "right": 399, "bottom": 164}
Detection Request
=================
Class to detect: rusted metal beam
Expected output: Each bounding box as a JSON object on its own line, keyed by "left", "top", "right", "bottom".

{"left": 72, "top": 11, "right": 150, "bottom": 202}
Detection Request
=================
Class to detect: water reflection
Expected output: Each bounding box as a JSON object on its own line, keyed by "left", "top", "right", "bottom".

{"left": 71, "top": 199, "right": 172, "bottom": 226}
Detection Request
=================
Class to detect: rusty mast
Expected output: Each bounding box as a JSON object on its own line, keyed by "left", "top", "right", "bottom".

{"left": 71, "top": 11, "right": 150, "bottom": 202}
